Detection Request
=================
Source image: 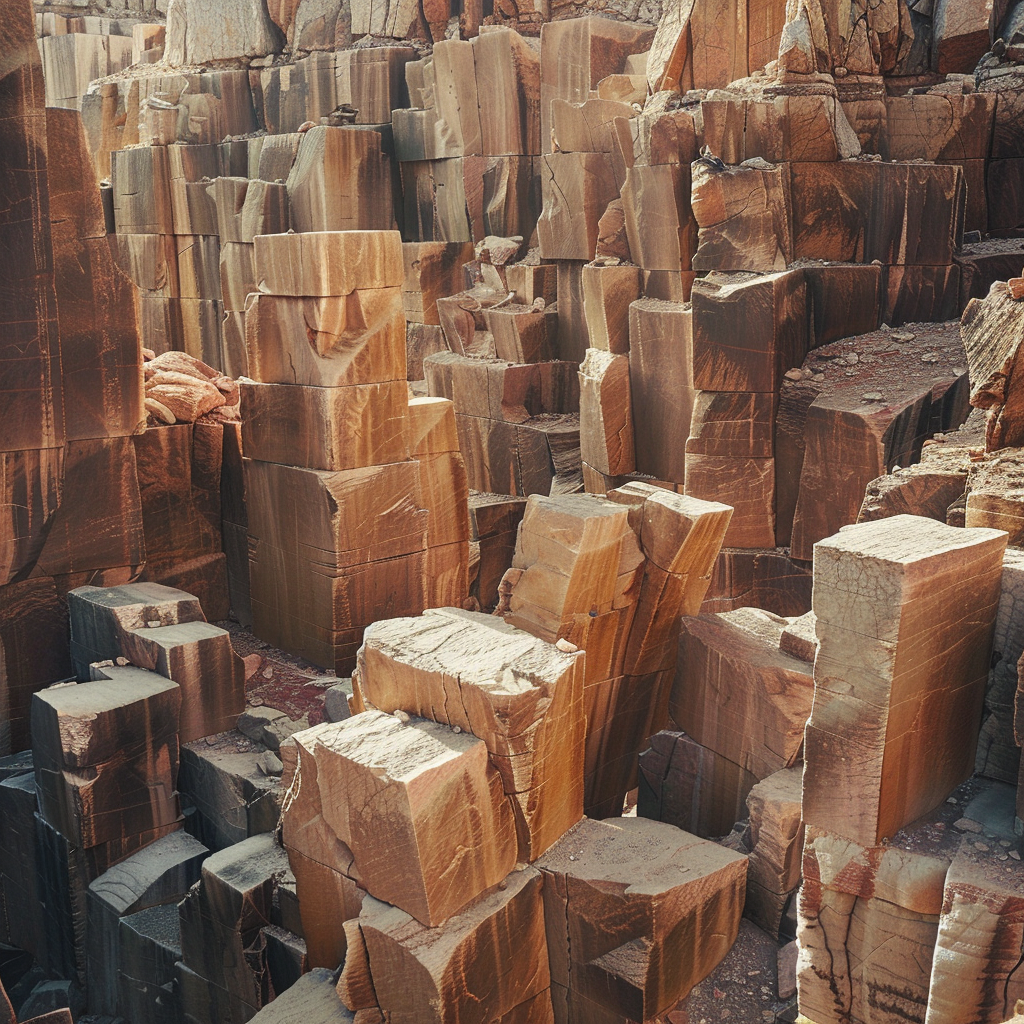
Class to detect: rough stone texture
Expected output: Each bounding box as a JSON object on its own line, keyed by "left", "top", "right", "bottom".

{"left": 165, "top": 0, "right": 283, "bottom": 64}
{"left": 803, "top": 516, "right": 1006, "bottom": 847}
{"left": 538, "top": 816, "right": 747, "bottom": 1021}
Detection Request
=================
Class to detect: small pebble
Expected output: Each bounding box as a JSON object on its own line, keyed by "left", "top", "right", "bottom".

{"left": 452, "top": 725, "right": 462, "bottom": 734}
{"left": 955, "top": 817, "right": 984, "bottom": 832}
{"left": 1011, "top": 850, "right": 1021, "bottom": 860}
{"left": 847, "top": 352, "right": 859, "bottom": 364}
{"left": 784, "top": 368, "right": 804, "bottom": 382}
{"left": 146, "top": 619, "right": 161, "bottom": 628}
{"left": 892, "top": 331, "right": 915, "bottom": 343}
{"left": 393, "top": 709, "right": 411, "bottom": 723}
{"left": 555, "top": 638, "right": 578, "bottom": 653}
{"left": 862, "top": 392, "right": 883, "bottom": 402}
{"left": 921, "top": 352, "right": 939, "bottom": 363}
{"left": 116, "top": 656, "right": 129, "bottom": 666}
{"left": 975, "top": 842, "right": 990, "bottom": 851}
{"left": 256, "top": 750, "right": 284, "bottom": 776}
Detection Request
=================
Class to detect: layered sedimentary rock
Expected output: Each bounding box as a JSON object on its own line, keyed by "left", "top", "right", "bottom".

{"left": 244, "top": 230, "right": 468, "bottom": 673}
{"left": 356, "top": 608, "right": 586, "bottom": 860}
{"left": 537, "top": 816, "right": 747, "bottom": 1022}
{"left": 31, "top": 668, "right": 182, "bottom": 850}
{"left": 803, "top": 516, "right": 1006, "bottom": 846}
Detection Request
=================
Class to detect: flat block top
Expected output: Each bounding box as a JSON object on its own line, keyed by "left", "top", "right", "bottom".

{"left": 692, "top": 268, "right": 802, "bottom": 299}
{"left": 119, "top": 902, "right": 182, "bottom": 947}
{"left": 522, "top": 492, "right": 634, "bottom": 526}
{"left": 69, "top": 582, "right": 203, "bottom": 612}
{"left": 127, "top": 620, "right": 231, "bottom": 648}
{"left": 68, "top": 583, "right": 206, "bottom": 638}
{"left": 247, "top": 968, "right": 353, "bottom": 1022}
{"left": 202, "top": 831, "right": 291, "bottom": 894}
{"left": 308, "top": 709, "right": 484, "bottom": 781}
{"left": 89, "top": 830, "right": 208, "bottom": 913}
{"left": 537, "top": 816, "right": 747, "bottom": 894}
{"left": 814, "top": 514, "right": 1007, "bottom": 570}
{"left": 360, "top": 608, "right": 582, "bottom": 692}
{"left": 641, "top": 486, "right": 733, "bottom": 523}
{"left": 35, "top": 672, "right": 179, "bottom": 718}
{"left": 32, "top": 669, "right": 181, "bottom": 769}
{"left": 629, "top": 296, "right": 691, "bottom": 317}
